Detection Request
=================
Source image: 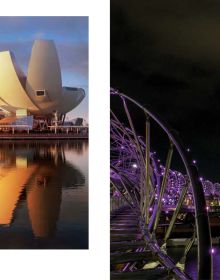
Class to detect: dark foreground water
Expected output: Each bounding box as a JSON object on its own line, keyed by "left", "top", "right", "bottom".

{"left": 0, "top": 140, "right": 88, "bottom": 249}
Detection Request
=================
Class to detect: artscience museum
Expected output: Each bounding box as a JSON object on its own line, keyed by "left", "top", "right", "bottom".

{"left": 0, "top": 39, "right": 85, "bottom": 131}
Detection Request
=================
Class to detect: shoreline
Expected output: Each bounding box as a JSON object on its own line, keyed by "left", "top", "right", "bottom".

{"left": 0, "top": 133, "right": 88, "bottom": 140}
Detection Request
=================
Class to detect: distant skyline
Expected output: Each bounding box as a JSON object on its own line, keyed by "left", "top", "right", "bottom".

{"left": 0, "top": 16, "right": 88, "bottom": 121}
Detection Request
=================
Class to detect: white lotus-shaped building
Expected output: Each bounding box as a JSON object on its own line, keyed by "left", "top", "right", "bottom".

{"left": 0, "top": 40, "right": 85, "bottom": 117}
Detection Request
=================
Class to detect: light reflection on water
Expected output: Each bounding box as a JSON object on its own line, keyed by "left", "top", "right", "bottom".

{"left": 0, "top": 140, "right": 88, "bottom": 249}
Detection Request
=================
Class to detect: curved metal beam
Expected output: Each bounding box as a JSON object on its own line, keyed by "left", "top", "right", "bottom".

{"left": 111, "top": 88, "right": 212, "bottom": 280}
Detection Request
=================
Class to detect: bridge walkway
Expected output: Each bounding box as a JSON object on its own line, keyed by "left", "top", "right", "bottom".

{"left": 110, "top": 206, "right": 168, "bottom": 279}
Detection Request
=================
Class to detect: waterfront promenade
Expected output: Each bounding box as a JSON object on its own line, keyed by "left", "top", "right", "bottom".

{"left": 0, "top": 132, "right": 88, "bottom": 140}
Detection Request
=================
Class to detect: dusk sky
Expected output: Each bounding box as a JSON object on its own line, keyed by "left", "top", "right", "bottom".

{"left": 0, "top": 16, "right": 88, "bottom": 121}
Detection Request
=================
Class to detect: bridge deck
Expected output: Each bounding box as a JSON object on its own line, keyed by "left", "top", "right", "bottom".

{"left": 110, "top": 206, "right": 169, "bottom": 279}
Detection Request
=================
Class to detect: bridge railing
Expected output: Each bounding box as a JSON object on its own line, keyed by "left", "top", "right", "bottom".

{"left": 110, "top": 88, "right": 212, "bottom": 280}
{"left": 110, "top": 188, "right": 133, "bottom": 213}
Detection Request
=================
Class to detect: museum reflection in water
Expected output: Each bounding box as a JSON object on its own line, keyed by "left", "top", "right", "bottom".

{"left": 0, "top": 140, "right": 88, "bottom": 249}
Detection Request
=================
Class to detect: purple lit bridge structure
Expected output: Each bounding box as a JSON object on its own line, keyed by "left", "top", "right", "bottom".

{"left": 110, "top": 88, "right": 214, "bottom": 280}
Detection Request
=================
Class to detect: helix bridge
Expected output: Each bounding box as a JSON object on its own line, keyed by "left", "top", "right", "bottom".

{"left": 110, "top": 88, "right": 214, "bottom": 279}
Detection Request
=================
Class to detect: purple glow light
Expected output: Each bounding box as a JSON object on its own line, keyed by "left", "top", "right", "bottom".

{"left": 110, "top": 88, "right": 218, "bottom": 277}
{"left": 113, "top": 190, "right": 120, "bottom": 198}
{"left": 110, "top": 91, "right": 220, "bottom": 211}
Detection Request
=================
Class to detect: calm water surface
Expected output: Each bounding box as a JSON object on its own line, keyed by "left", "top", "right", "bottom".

{"left": 0, "top": 140, "right": 88, "bottom": 249}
